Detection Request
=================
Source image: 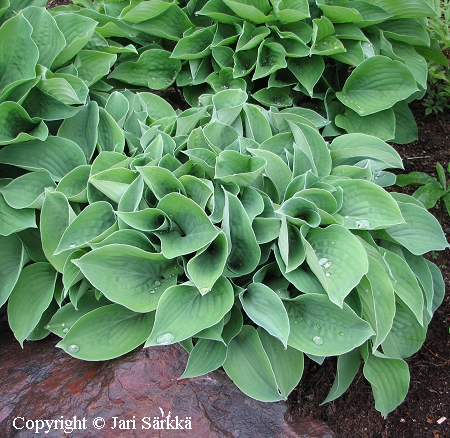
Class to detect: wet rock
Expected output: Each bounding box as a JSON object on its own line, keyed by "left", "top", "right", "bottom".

{"left": 0, "top": 322, "right": 336, "bottom": 437}
{"left": 285, "top": 416, "right": 337, "bottom": 438}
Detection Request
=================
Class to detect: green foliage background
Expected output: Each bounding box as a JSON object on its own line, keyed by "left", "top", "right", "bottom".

{"left": 0, "top": 0, "right": 448, "bottom": 417}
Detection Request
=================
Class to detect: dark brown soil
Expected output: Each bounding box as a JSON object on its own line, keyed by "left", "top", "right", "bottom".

{"left": 41, "top": 2, "right": 450, "bottom": 436}
{"left": 288, "top": 105, "right": 450, "bottom": 438}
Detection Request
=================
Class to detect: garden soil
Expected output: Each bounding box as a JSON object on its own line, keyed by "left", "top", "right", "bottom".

{"left": 42, "top": 1, "right": 450, "bottom": 435}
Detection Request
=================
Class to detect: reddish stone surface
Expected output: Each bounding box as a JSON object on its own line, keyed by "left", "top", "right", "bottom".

{"left": 0, "top": 320, "right": 336, "bottom": 437}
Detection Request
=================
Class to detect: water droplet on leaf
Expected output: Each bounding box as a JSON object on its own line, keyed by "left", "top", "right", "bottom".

{"left": 62, "top": 328, "right": 69, "bottom": 334}
{"left": 68, "top": 344, "right": 79, "bottom": 353}
{"left": 355, "top": 219, "right": 371, "bottom": 229}
{"left": 313, "top": 336, "right": 324, "bottom": 346}
{"left": 325, "top": 272, "right": 331, "bottom": 277}
{"left": 156, "top": 333, "right": 175, "bottom": 345}
{"left": 319, "top": 258, "right": 332, "bottom": 269}
{"left": 338, "top": 332, "right": 345, "bottom": 336}
{"left": 69, "top": 244, "right": 76, "bottom": 249}
{"left": 154, "top": 280, "right": 161, "bottom": 287}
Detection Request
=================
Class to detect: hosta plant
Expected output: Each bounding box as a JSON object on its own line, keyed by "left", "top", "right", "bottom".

{"left": 46, "top": 0, "right": 443, "bottom": 143}
{"left": 0, "top": 1, "right": 448, "bottom": 419}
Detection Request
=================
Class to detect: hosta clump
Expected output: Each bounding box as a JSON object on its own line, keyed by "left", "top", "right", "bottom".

{"left": 2, "top": 85, "right": 448, "bottom": 417}
{"left": 50, "top": 0, "right": 442, "bottom": 143}
{"left": 0, "top": 2, "right": 448, "bottom": 419}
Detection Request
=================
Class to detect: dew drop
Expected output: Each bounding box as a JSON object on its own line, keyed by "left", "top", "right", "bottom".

{"left": 331, "top": 241, "right": 335, "bottom": 245}
{"left": 200, "top": 284, "right": 210, "bottom": 294}
{"left": 154, "top": 280, "right": 161, "bottom": 287}
{"left": 338, "top": 332, "right": 345, "bottom": 337}
{"left": 313, "top": 336, "right": 324, "bottom": 346}
{"left": 156, "top": 333, "right": 175, "bottom": 345}
{"left": 316, "top": 323, "right": 321, "bottom": 329}
{"left": 151, "top": 77, "right": 156, "bottom": 82}
{"left": 44, "top": 325, "right": 50, "bottom": 330}
{"left": 319, "top": 258, "right": 332, "bottom": 269}
{"left": 69, "top": 244, "right": 76, "bottom": 249}
{"left": 355, "top": 219, "right": 371, "bottom": 229}
{"left": 61, "top": 323, "right": 66, "bottom": 327}
{"left": 222, "top": 85, "right": 229, "bottom": 89}
{"left": 62, "top": 327, "right": 69, "bottom": 334}
{"left": 150, "top": 289, "right": 155, "bottom": 294}
{"left": 68, "top": 344, "right": 79, "bottom": 353}
{"left": 325, "top": 272, "right": 331, "bottom": 277}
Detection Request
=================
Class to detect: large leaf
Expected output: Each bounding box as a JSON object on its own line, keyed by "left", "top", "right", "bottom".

{"left": 0, "top": 101, "right": 48, "bottom": 145}
{"left": 145, "top": 277, "right": 234, "bottom": 345}
{"left": 47, "top": 293, "right": 110, "bottom": 337}
{"left": 22, "top": 6, "right": 66, "bottom": 69}
{"left": 0, "top": 169, "right": 55, "bottom": 209}
{"left": 137, "top": 165, "right": 185, "bottom": 200}
{"left": 380, "top": 248, "right": 424, "bottom": 325}
{"left": 40, "top": 190, "right": 76, "bottom": 272}
{"left": 180, "top": 339, "right": 227, "bottom": 378}
{"left": 57, "top": 164, "right": 91, "bottom": 204}
{"left": 0, "top": 13, "right": 38, "bottom": 94}
{"left": 0, "top": 194, "right": 36, "bottom": 236}
{"left": 223, "top": 0, "right": 273, "bottom": 23}
{"left": 57, "top": 304, "right": 154, "bottom": 360}
{"left": 334, "top": 179, "right": 404, "bottom": 229}
{"left": 222, "top": 190, "right": 260, "bottom": 275}
{"left": 129, "top": 4, "right": 193, "bottom": 41}
{"left": 223, "top": 325, "right": 283, "bottom": 402}
{"left": 335, "top": 108, "right": 395, "bottom": 140}
{"left": 0, "top": 234, "right": 25, "bottom": 307}
{"left": 186, "top": 232, "right": 228, "bottom": 295}
{"left": 381, "top": 303, "right": 426, "bottom": 359}
{"left": 0, "top": 136, "right": 86, "bottom": 180}
{"left": 385, "top": 201, "right": 448, "bottom": 254}
{"left": 89, "top": 168, "right": 137, "bottom": 203}
{"left": 285, "top": 294, "right": 374, "bottom": 356}
{"left": 73, "top": 244, "right": 179, "bottom": 312}
{"left": 364, "top": 0, "right": 435, "bottom": 19}
{"left": 304, "top": 225, "right": 368, "bottom": 307}
{"left": 58, "top": 101, "right": 99, "bottom": 160}
{"left": 336, "top": 56, "right": 418, "bottom": 116}
{"left": 52, "top": 13, "right": 98, "bottom": 69}
{"left": 358, "top": 256, "right": 395, "bottom": 351}
{"left": 330, "top": 133, "right": 403, "bottom": 169}
{"left": 321, "top": 348, "right": 360, "bottom": 404}
{"left": 54, "top": 201, "right": 116, "bottom": 254}
{"left": 109, "top": 49, "right": 181, "bottom": 90}
{"left": 363, "top": 353, "right": 410, "bottom": 418}
{"left": 215, "top": 149, "right": 266, "bottom": 186}
{"left": 257, "top": 328, "right": 304, "bottom": 397}
{"left": 7, "top": 263, "right": 57, "bottom": 346}
{"left": 240, "top": 283, "right": 290, "bottom": 347}
{"left": 172, "top": 25, "right": 215, "bottom": 60}
{"left": 156, "top": 192, "right": 220, "bottom": 259}
{"left": 74, "top": 49, "right": 117, "bottom": 87}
